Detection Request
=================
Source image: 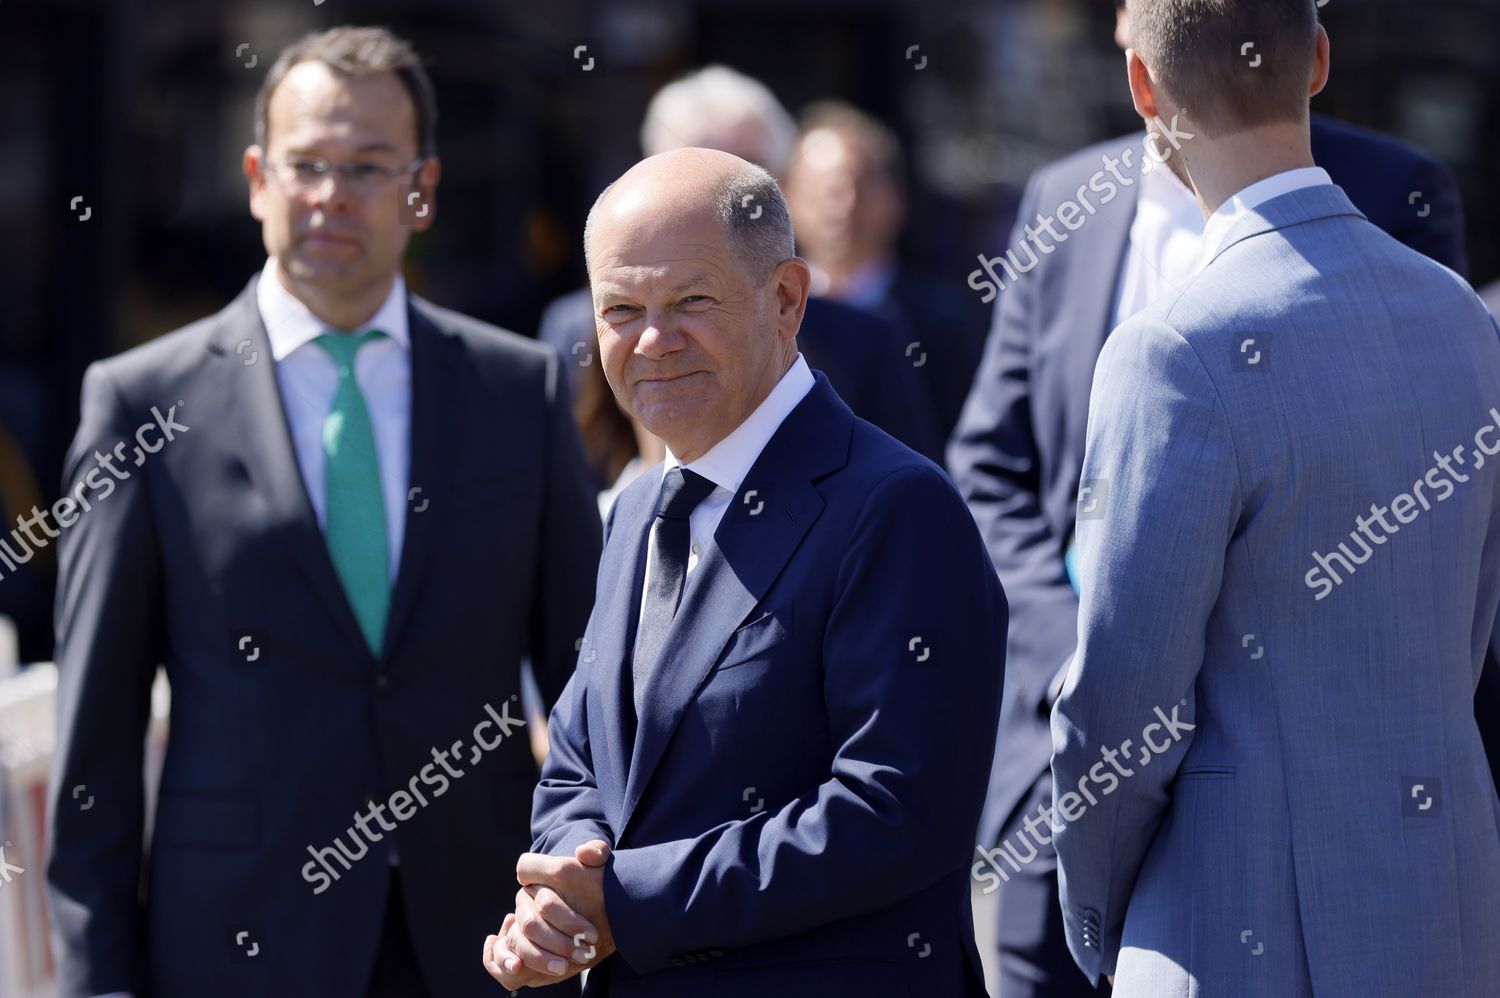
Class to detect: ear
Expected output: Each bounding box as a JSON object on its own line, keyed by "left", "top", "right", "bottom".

{"left": 772, "top": 257, "right": 812, "bottom": 343}
{"left": 1126, "top": 48, "right": 1161, "bottom": 124}
{"left": 409, "top": 155, "right": 442, "bottom": 234}
{"left": 1309, "top": 24, "right": 1331, "bottom": 99}
{"left": 1114, "top": 4, "right": 1131, "bottom": 51}
{"left": 244, "top": 145, "right": 269, "bottom": 222}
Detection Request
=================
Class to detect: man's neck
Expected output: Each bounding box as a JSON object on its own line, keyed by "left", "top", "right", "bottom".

{"left": 275, "top": 263, "right": 394, "bottom": 332}
{"left": 1183, "top": 121, "right": 1315, "bottom": 220}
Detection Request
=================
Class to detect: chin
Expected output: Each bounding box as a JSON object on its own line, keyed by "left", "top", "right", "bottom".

{"left": 288, "top": 254, "right": 372, "bottom": 288}
{"left": 635, "top": 399, "right": 709, "bottom": 447}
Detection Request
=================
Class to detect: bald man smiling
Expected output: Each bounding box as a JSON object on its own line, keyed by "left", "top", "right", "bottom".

{"left": 483, "top": 148, "right": 1009, "bottom": 997}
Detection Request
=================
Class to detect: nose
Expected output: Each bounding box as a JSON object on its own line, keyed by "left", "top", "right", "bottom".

{"left": 635, "top": 314, "right": 685, "bottom": 359}
{"left": 308, "top": 172, "right": 357, "bottom": 213}
{"left": 824, "top": 177, "right": 857, "bottom": 220}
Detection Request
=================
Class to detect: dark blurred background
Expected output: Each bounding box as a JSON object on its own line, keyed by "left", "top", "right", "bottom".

{"left": 4, "top": 0, "right": 1498, "bottom": 663}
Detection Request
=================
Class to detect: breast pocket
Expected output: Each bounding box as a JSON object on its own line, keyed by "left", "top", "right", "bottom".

{"left": 714, "top": 603, "right": 793, "bottom": 673}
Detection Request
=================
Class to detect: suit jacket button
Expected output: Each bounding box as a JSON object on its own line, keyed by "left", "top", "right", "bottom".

{"left": 375, "top": 673, "right": 391, "bottom": 691}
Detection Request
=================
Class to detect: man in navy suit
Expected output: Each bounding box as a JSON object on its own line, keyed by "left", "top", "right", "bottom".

{"left": 483, "top": 147, "right": 1009, "bottom": 996}
{"left": 47, "top": 27, "right": 599, "bottom": 998}
{"left": 950, "top": 4, "right": 1474, "bottom": 995}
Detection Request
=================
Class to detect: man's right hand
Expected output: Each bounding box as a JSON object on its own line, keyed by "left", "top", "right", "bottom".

{"left": 483, "top": 841, "right": 612, "bottom": 989}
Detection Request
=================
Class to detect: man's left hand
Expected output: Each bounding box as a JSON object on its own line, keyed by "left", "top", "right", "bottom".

{"left": 515, "top": 840, "right": 616, "bottom": 963}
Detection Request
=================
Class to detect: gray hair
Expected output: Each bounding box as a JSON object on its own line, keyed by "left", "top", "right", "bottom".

{"left": 640, "top": 65, "right": 797, "bottom": 174}
{"left": 583, "top": 162, "right": 796, "bottom": 285}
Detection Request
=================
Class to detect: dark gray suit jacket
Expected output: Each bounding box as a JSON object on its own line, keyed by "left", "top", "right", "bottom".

{"left": 46, "top": 279, "right": 601, "bottom": 998}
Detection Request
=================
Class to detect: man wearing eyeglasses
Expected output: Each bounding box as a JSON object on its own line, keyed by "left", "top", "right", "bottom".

{"left": 45, "top": 26, "right": 600, "bottom": 998}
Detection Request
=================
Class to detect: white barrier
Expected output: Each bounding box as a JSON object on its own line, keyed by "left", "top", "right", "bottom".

{"left": 0, "top": 614, "right": 19, "bottom": 678}
{"left": 0, "top": 666, "right": 171, "bottom": 998}
{"left": 0, "top": 664, "right": 59, "bottom": 998}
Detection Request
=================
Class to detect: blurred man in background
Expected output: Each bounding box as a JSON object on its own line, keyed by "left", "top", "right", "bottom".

{"left": 46, "top": 26, "right": 598, "bottom": 998}
{"left": 1051, "top": 0, "right": 1499, "bottom": 992}
{"left": 785, "top": 101, "right": 990, "bottom": 442}
{"left": 538, "top": 65, "right": 944, "bottom": 494}
{"left": 952, "top": 2, "right": 1477, "bottom": 995}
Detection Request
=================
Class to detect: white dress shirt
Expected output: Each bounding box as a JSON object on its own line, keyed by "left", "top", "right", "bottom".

{"left": 1112, "top": 163, "right": 1206, "bottom": 329}
{"left": 636, "top": 354, "right": 816, "bottom": 634}
{"left": 256, "top": 258, "right": 410, "bottom": 582}
{"left": 1198, "top": 166, "right": 1334, "bottom": 268}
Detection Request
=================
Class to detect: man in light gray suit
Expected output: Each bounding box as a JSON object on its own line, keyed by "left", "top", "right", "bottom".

{"left": 1050, "top": 1, "right": 1500, "bottom": 996}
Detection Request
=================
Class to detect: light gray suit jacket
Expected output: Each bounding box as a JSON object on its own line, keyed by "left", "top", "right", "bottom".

{"left": 1050, "top": 184, "right": 1500, "bottom": 997}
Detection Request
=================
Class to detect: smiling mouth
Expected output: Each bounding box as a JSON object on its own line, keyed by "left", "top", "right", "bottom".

{"left": 639, "top": 372, "right": 702, "bottom": 384}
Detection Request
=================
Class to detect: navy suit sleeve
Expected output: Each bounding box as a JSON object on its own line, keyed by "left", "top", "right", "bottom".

{"left": 530, "top": 501, "right": 615, "bottom": 857}
{"left": 529, "top": 664, "right": 614, "bottom": 858}
{"left": 600, "top": 467, "right": 1007, "bottom": 972}
{"left": 948, "top": 173, "right": 1081, "bottom": 711}
{"left": 528, "top": 348, "right": 603, "bottom": 712}
{"left": 46, "top": 363, "right": 162, "bottom": 998}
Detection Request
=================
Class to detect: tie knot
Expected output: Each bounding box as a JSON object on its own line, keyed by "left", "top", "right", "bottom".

{"left": 315, "top": 329, "right": 385, "bottom": 371}
{"left": 656, "top": 467, "right": 717, "bottom": 520}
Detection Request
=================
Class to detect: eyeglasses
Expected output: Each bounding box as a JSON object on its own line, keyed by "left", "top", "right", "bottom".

{"left": 266, "top": 155, "right": 429, "bottom": 195}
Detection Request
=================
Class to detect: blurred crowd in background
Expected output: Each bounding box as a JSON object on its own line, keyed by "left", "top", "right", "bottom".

{"left": 3, "top": 0, "right": 1500, "bottom": 664}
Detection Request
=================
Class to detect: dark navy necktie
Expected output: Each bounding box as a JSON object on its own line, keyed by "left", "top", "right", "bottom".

{"left": 633, "top": 467, "right": 718, "bottom": 714}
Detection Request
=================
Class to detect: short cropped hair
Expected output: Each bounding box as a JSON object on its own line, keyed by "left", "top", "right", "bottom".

{"left": 1126, "top": 0, "right": 1318, "bottom": 134}
{"left": 640, "top": 66, "right": 798, "bottom": 175}
{"left": 584, "top": 163, "right": 796, "bottom": 285}
{"left": 255, "top": 26, "right": 437, "bottom": 156}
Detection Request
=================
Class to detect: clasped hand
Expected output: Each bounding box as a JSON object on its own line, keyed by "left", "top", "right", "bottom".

{"left": 482, "top": 839, "right": 615, "bottom": 990}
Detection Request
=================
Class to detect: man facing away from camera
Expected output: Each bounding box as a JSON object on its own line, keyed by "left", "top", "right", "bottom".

{"left": 1049, "top": 1, "right": 1500, "bottom": 995}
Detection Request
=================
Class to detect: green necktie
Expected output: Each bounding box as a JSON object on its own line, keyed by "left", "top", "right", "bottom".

{"left": 315, "top": 330, "right": 390, "bottom": 656}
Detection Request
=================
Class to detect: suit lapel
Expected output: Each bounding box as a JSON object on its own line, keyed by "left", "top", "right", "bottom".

{"left": 1059, "top": 160, "right": 1137, "bottom": 510}
{"left": 617, "top": 375, "right": 854, "bottom": 839}
{"left": 1077, "top": 162, "right": 1138, "bottom": 360}
{"left": 210, "top": 280, "right": 373, "bottom": 663}
{"left": 380, "top": 301, "right": 463, "bottom": 664}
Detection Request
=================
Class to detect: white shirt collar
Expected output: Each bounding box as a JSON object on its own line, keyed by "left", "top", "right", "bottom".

{"left": 1139, "top": 161, "right": 1203, "bottom": 231}
{"left": 664, "top": 354, "right": 816, "bottom": 495}
{"left": 256, "top": 257, "right": 411, "bottom": 361}
{"left": 1198, "top": 166, "right": 1334, "bottom": 268}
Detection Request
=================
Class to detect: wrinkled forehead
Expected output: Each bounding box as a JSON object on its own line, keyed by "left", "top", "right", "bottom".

{"left": 589, "top": 192, "right": 737, "bottom": 288}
